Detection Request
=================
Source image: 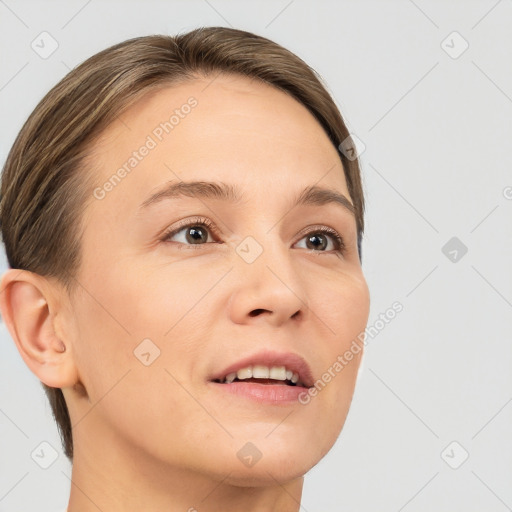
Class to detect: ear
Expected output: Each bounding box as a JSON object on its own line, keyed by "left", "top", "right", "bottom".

{"left": 0, "top": 268, "right": 79, "bottom": 389}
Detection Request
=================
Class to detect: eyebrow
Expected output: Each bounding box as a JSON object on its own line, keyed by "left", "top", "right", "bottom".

{"left": 138, "top": 180, "right": 355, "bottom": 217}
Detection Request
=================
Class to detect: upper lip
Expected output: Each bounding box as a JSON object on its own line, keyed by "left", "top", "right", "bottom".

{"left": 209, "top": 350, "right": 314, "bottom": 388}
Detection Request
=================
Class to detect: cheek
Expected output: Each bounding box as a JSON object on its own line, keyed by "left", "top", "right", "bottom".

{"left": 111, "top": 261, "right": 220, "bottom": 339}
{"left": 69, "top": 261, "right": 217, "bottom": 403}
{"left": 96, "top": 368, "right": 191, "bottom": 440}
{"left": 314, "top": 269, "right": 370, "bottom": 348}
{"left": 69, "top": 273, "right": 199, "bottom": 457}
{"left": 307, "top": 271, "right": 369, "bottom": 425}
{"left": 67, "top": 269, "right": 155, "bottom": 405}
{"left": 75, "top": 260, "right": 198, "bottom": 348}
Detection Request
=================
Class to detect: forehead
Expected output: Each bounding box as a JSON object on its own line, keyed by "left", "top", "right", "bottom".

{"left": 84, "top": 74, "right": 349, "bottom": 223}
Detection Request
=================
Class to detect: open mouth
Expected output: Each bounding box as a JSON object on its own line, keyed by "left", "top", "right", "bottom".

{"left": 211, "top": 364, "right": 308, "bottom": 388}
{"left": 208, "top": 351, "right": 316, "bottom": 401}
{"left": 208, "top": 357, "right": 313, "bottom": 404}
{"left": 212, "top": 376, "right": 303, "bottom": 387}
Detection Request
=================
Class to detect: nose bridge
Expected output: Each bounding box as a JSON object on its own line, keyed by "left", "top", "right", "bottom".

{"left": 235, "top": 218, "right": 295, "bottom": 281}
{"left": 229, "top": 224, "right": 309, "bottom": 323}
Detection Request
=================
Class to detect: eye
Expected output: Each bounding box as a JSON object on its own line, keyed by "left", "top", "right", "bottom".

{"left": 161, "top": 217, "right": 346, "bottom": 255}
{"left": 295, "top": 226, "right": 346, "bottom": 255}
{"left": 161, "top": 216, "right": 219, "bottom": 249}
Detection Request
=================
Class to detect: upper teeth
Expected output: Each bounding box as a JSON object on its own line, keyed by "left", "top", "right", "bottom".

{"left": 223, "top": 365, "right": 299, "bottom": 384}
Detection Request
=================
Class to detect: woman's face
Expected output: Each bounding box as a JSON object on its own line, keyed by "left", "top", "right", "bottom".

{"left": 64, "top": 73, "right": 370, "bottom": 483}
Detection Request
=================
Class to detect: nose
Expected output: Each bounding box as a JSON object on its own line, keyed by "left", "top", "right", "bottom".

{"left": 228, "top": 236, "right": 309, "bottom": 327}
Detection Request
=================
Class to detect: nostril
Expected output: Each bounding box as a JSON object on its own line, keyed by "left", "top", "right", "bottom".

{"left": 249, "top": 309, "right": 267, "bottom": 317}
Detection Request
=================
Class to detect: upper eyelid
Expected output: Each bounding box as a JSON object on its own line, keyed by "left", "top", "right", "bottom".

{"left": 164, "top": 217, "right": 219, "bottom": 238}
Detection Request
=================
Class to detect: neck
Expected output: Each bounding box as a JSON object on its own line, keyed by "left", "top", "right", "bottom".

{"left": 66, "top": 427, "right": 304, "bottom": 512}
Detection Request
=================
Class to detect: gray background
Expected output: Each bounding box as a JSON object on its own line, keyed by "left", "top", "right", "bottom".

{"left": 1, "top": 0, "right": 511, "bottom": 511}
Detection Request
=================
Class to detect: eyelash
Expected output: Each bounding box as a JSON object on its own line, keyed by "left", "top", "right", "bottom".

{"left": 161, "top": 216, "right": 346, "bottom": 255}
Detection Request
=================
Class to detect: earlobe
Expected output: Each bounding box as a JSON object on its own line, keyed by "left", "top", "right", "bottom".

{"left": 0, "top": 269, "right": 78, "bottom": 388}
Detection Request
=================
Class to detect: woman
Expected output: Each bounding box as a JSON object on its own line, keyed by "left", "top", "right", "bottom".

{"left": 0, "top": 27, "right": 370, "bottom": 511}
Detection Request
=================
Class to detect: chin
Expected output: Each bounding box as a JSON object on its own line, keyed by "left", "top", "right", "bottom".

{"left": 222, "top": 460, "right": 310, "bottom": 488}
{"left": 209, "top": 436, "right": 330, "bottom": 486}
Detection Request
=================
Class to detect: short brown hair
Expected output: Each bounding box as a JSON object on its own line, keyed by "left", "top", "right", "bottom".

{"left": 0, "top": 27, "right": 365, "bottom": 461}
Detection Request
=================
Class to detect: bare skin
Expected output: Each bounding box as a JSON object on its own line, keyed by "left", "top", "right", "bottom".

{"left": 0, "top": 73, "right": 370, "bottom": 512}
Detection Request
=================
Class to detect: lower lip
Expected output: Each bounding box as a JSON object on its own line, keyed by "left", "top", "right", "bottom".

{"left": 209, "top": 381, "right": 309, "bottom": 404}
